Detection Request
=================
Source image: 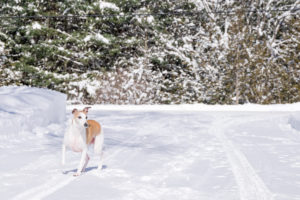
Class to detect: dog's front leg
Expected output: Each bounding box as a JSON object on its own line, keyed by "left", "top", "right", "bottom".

{"left": 74, "top": 149, "right": 88, "bottom": 176}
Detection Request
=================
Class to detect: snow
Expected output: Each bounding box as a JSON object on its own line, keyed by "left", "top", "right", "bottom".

{"left": 86, "top": 80, "right": 101, "bottom": 96}
{"left": 1, "top": 87, "right": 300, "bottom": 200}
{"left": 98, "top": 1, "right": 119, "bottom": 11}
{"left": 83, "top": 35, "right": 92, "bottom": 42}
{"left": 84, "top": 33, "right": 110, "bottom": 44}
{"left": 70, "top": 78, "right": 100, "bottom": 98}
{"left": 134, "top": 14, "right": 155, "bottom": 25}
{"left": 0, "top": 41, "right": 4, "bottom": 52}
{"left": 94, "top": 33, "right": 110, "bottom": 44}
{"left": 0, "top": 86, "right": 66, "bottom": 136}
{"left": 146, "top": 16, "right": 155, "bottom": 24}
{"left": 32, "top": 22, "right": 42, "bottom": 30}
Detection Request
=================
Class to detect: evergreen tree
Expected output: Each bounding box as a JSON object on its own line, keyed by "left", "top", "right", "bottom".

{"left": 0, "top": 0, "right": 299, "bottom": 104}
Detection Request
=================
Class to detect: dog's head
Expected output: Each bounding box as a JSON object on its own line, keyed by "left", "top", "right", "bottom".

{"left": 71, "top": 107, "right": 91, "bottom": 128}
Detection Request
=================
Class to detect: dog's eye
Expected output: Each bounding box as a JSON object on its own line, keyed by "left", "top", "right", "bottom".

{"left": 78, "top": 116, "right": 82, "bottom": 119}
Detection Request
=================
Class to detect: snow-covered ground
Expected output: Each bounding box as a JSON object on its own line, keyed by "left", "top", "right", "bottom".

{"left": 1, "top": 87, "right": 300, "bottom": 200}
{"left": 0, "top": 86, "right": 66, "bottom": 137}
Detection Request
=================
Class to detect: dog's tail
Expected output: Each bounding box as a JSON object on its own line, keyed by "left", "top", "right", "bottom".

{"left": 94, "top": 125, "right": 104, "bottom": 155}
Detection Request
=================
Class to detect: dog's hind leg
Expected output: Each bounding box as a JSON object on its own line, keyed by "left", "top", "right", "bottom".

{"left": 94, "top": 131, "right": 104, "bottom": 170}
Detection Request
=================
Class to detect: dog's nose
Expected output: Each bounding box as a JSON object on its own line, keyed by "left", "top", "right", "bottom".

{"left": 84, "top": 123, "right": 88, "bottom": 128}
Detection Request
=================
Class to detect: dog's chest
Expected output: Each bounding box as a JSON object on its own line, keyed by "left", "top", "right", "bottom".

{"left": 65, "top": 128, "right": 85, "bottom": 152}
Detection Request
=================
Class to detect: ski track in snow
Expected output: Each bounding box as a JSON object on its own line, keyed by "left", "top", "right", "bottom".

{"left": 211, "top": 115, "right": 274, "bottom": 200}
{"left": 10, "top": 156, "right": 73, "bottom": 200}
{"left": 2, "top": 127, "right": 75, "bottom": 200}
{"left": 12, "top": 176, "right": 75, "bottom": 200}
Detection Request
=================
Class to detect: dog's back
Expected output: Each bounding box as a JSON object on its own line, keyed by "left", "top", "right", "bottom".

{"left": 86, "top": 120, "right": 101, "bottom": 145}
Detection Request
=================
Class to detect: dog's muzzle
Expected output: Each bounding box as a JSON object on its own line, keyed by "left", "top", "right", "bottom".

{"left": 84, "top": 123, "right": 89, "bottom": 128}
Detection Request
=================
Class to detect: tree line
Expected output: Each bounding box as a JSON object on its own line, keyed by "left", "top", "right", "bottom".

{"left": 0, "top": 0, "right": 299, "bottom": 104}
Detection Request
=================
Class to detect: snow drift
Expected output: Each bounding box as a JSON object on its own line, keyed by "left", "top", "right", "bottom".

{"left": 0, "top": 86, "right": 66, "bottom": 137}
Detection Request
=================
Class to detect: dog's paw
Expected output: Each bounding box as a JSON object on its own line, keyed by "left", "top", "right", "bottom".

{"left": 73, "top": 172, "right": 81, "bottom": 177}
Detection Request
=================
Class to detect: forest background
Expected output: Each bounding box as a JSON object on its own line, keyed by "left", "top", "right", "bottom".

{"left": 0, "top": 0, "right": 299, "bottom": 104}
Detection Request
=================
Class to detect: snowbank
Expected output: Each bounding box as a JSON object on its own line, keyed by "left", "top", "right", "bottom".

{"left": 68, "top": 103, "right": 300, "bottom": 112}
{"left": 0, "top": 86, "right": 66, "bottom": 136}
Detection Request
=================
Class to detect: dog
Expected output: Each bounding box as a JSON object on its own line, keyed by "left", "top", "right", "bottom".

{"left": 62, "top": 107, "right": 104, "bottom": 176}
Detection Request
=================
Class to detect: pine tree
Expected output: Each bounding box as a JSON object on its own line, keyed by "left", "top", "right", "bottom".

{"left": 0, "top": 0, "right": 299, "bottom": 104}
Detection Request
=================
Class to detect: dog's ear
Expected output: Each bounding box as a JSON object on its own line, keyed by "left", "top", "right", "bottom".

{"left": 72, "top": 108, "right": 78, "bottom": 115}
{"left": 83, "top": 107, "right": 91, "bottom": 114}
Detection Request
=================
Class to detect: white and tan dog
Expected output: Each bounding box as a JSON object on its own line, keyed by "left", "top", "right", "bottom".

{"left": 62, "top": 107, "right": 104, "bottom": 176}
